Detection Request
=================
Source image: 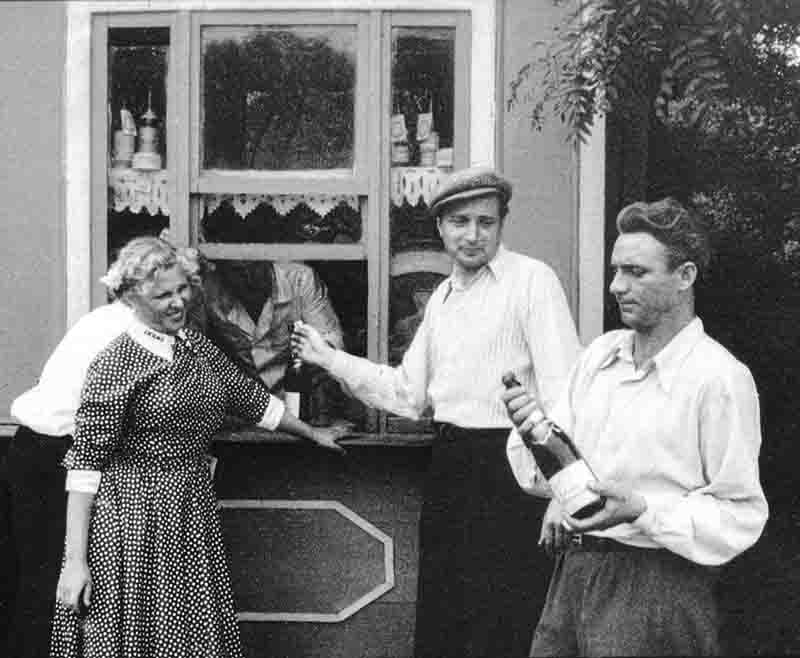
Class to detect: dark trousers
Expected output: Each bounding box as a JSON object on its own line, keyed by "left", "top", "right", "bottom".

{"left": 2, "top": 426, "right": 71, "bottom": 658}
{"left": 414, "top": 424, "right": 551, "bottom": 658}
{"left": 532, "top": 542, "right": 722, "bottom": 656}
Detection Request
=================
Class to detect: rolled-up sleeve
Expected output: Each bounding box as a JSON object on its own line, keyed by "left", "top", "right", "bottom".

{"left": 506, "top": 429, "right": 552, "bottom": 497}
{"left": 257, "top": 395, "right": 285, "bottom": 430}
{"left": 65, "top": 470, "right": 103, "bottom": 493}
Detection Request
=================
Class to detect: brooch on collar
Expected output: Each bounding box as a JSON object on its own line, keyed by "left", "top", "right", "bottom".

{"left": 143, "top": 328, "right": 166, "bottom": 342}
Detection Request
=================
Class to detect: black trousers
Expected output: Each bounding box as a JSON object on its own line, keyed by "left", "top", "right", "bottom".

{"left": 413, "top": 424, "right": 551, "bottom": 658}
{"left": 2, "top": 426, "right": 71, "bottom": 658}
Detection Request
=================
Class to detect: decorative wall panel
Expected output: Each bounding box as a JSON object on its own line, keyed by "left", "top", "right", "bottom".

{"left": 220, "top": 500, "right": 394, "bottom": 623}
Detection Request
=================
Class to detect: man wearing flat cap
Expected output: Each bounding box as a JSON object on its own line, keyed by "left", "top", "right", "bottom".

{"left": 292, "top": 165, "right": 581, "bottom": 658}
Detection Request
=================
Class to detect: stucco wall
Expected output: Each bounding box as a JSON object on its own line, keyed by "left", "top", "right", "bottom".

{"left": 498, "top": 0, "right": 578, "bottom": 311}
{"left": 0, "top": 1, "right": 67, "bottom": 427}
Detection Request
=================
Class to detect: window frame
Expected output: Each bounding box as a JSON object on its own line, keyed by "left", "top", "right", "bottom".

{"left": 67, "top": 1, "right": 498, "bottom": 330}
{"left": 189, "top": 11, "right": 372, "bottom": 196}
{"left": 68, "top": 3, "right": 505, "bottom": 437}
{"left": 83, "top": 4, "right": 478, "bottom": 437}
{"left": 91, "top": 11, "right": 189, "bottom": 307}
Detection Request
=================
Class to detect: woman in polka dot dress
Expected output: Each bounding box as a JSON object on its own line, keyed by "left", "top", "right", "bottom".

{"left": 50, "top": 237, "right": 345, "bottom": 658}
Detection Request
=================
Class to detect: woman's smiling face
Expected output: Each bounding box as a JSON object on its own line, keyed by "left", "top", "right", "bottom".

{"left": 127, "top": 264, "right": 191, "bottom": 335}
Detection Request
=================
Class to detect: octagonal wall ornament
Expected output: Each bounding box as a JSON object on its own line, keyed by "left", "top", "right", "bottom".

{"left": 219, "top": 499, "right": 395, "bottom": 623}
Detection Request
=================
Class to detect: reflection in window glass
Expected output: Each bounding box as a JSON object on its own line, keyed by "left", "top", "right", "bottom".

{"left": 201, "top": 25, "right": 356, "bottom": 171}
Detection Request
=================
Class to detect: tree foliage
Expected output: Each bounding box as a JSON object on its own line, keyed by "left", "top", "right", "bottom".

{"left": 513, "top": 5, "right": 800, "bottom": 652}
{"left": 508, "top": 0, "right": 800, "bottom": 144}
{"left": 512, "top": 1, "right": 800, "bottom": 516}
{"left": 203, "top": 30, "right": 355, "bottom": 170}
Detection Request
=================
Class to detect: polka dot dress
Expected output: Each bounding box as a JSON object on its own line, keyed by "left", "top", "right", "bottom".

{"left": 50, "top": 328, "right": 271, "bottom": 658}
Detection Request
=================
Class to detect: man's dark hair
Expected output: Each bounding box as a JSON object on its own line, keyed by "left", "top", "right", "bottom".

{"left": 616, "top": 197, "right": 711, "bottom": 277}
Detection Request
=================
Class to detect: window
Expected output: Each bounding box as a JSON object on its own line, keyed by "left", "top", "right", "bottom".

{"left": 200, "top": 24, "right": 357, "bottom": 172}
{"left": 89, "top": 6, "right": 474, "bottom": 436}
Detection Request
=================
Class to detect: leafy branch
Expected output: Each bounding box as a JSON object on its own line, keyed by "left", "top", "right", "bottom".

{"left": 508, "top": 0, "right": 756, "bottom": 143}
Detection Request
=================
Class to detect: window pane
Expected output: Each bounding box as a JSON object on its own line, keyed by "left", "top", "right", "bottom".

{"left": 197, "top": 260, "right": 368, "bottom": 430}
{"left": 390, "top": 27, "right": 455, "bottom": 167}
{"left": 107, "top": 27, "right": 170, "bottom": 263}
{"left": 198, "top": 194, "right": 362, "bottom": 244}
{"left": 201, "top": 25, "right": 357, "bottom": 171}
{"left": 388, "top": 27, "right": 455, "bottom": 368}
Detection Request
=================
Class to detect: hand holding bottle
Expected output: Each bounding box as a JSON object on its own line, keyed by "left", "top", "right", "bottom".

{"left": 501, "top": 375, "right": 548, "bottom": 437}
{"left": 501, "top": 372, "right": 605, "bottom": 519}
{"left": 285, "top": 322, "right": 312, "bottom": 420}
{"left": 564, "top": 480, "right": 647, "bottom": 530}
{"left": 290, "top": 321, "right": 336, "bottom": 371}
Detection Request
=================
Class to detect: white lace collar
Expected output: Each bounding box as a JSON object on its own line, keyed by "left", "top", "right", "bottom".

{"left": 127, "top": 319, "right": 182, "bottom": 361}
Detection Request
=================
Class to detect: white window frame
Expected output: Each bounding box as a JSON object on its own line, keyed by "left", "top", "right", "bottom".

{"left": 64, "top": 0, "right": 497, "bottom": 326}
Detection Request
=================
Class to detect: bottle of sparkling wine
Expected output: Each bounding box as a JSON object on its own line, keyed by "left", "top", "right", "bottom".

{"left": 502, "top": 372, "right": 604, "bottom": 519}
{"left": 284, "top": 322, "right": 312, "bottom": 421}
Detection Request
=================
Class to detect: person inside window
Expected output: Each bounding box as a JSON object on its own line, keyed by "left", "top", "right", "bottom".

{"left": 188, "top": 258, "right": 345, "bottom": 426}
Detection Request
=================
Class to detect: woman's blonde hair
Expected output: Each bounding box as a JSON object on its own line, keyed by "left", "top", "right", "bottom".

{"left": 100, "top": 236, "right": 204, "bottom": 298}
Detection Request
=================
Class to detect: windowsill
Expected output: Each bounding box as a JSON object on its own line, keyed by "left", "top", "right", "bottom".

{"left": 213, "top": 426, "right": 434, "bottom": 447}
{"left": 0, "top": 422, "right": 435, "bottom": 446}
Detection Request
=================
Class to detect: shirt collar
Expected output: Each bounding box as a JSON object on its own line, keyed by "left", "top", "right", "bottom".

{"left": 651, "top": 318, "right": 705, "bottom": 392}
{"left": 444, "top": 244, "right": 507, "bottom": 298}
{"left": 486, "top": 244, "right": 510, "bottom": 281}
{"left": 598, "top": 317, "right": 705, "bottom": 392}
{"left": 128, "top": 319, "right": 179, "bottom": 361}
{"left": 597, "top": 333, "right": 634, "bottom": 373}
{"left": 271, "top": 263, "right": 293, "bottom": 304}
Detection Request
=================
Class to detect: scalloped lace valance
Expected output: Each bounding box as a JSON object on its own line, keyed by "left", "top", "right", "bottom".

{"left": 109, "top": 168, "right": 169, "bottom": 215}
{"left": 205, "top": 194, "right": 360, "bottom": 219}
{"left": 391, "top": 166, "right": 451, "bottom": 207}
{"left": 109, "top": 167, "right": 451, "bottom": 216}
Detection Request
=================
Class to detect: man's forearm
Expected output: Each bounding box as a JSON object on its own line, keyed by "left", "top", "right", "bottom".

{"left": 327, "top": 350, "right": 423, "bottom": 419}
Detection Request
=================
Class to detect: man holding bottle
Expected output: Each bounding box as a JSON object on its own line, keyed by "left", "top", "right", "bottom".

{"left": 292, "top": 165, "right": 582, "bottom": 658}
{"left": 188, "top": 259, "right": 345, "bottom": 425}
{"left": 503, "top": 198, "right": 768, "bottom": 656}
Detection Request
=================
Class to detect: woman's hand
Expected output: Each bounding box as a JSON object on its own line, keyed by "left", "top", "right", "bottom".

{"left": 56, "top": 558, "right": 92, "bottom": 613}
{"left": 310, "top": 423, "right": 350, "bottom": 455}
{"left": 291, "top": 321, "right": 336, "bottom": 370}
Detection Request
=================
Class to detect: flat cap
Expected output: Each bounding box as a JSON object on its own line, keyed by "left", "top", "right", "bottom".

{"left": 429, "top": 166, "right": 512, "bottom": 218}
